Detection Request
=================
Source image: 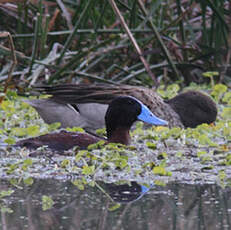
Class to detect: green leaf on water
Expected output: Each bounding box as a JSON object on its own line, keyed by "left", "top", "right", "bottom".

{"left": 61, "top": 159, "right": 70, "bottom": 168}
{"left": 198, "top": 134, "right": 218, "bottom": 147}
{"left": 82, "top": 165, "right": 95, "bottom": 175}
{"left": 42, "top": 195, "right": 54, "bottom": 211}
{"left": 87, "top": 140, "right": 105, "bottom": 150}
{"left": 96, "top": 128, "right": 106, "bottom": 136}
{"left": 211, "top": 84, "right": 227, "bottom": 102}
{"left": 201, "top": 156, "right": 212, "bottom": 164}
{"left": 176, "top": 152, "right": 183, "bottom": 157}
{"left": 114, "top": 158, "right": 128, "bottom": 169}
{"left": 0, "top": 206, "right": 13, "bottom": 213}
{"left": 222, "top": 92, "right": 231, "bottom": 104}
{"left": 22, "top": 158, "right": 33, "bottom": 171}
{"left": 152, "top": 166, "right": 172, "bottom": 176}
{"left": 154, "top": 180, "right": 166, "bottom": 186}
{"left": 142, "top": 162, "right": 156, "bottom": 169}
{"left": 75, "top": 150, "right": 87, "bottom": 162}
{"left": 86, "top": 152, "right": 98, "bottom": 160}
{"left": 225, "top": 154, "right": 231, "bottom": 166}
{"left": 108, "top": 203, "right": 121, "bottom": 211}
{"left": 24, "top": 158, "right": 33, "bottom": 165}
{"left": 23, "top": 177, "right": 34, "bottom": 186}
{"left": 135, "top": 121, "right": 144, "bottom": 129}
{"left": 0, "top": 190, "right": 14, "bottom": 198}
{"left": 66, "top": 127, "right": 85, "bottom": 132}
{"left": 7, "top": 163, "right": 19, "bottom": 174}
{"left": 26, "top": 125, "right": 40, "bottom": 136}
{"left": 6, "top": 90, "right": 17, "bottom": 99}
{"left": 88, "top": 180, "right": 95, "bottom": 187}
{"left": 104, "top": 143, "right": 124, "bottom": 151}
{"left": 4, "top": 137, "right": 16, "bottom": 144}
{"left": 218, "top": 170, "right": 226, "bottom": 181}
{"left": 21, "top": 101, "right": 30, "bottom": 109}
{"left": 197, "top": 151, "right": 207, "bottom": 158}
{"left": 221, "top": 108, "right": 231, "bottom": 120}
{"left": 127, "top": 145, "right": 137, "bottom": 151}
{"left": 9, "top": 178, "right": 23, "bottom": 189}
{"left": 1, "top": 100, "right": 15, "bottom": 113}
{"left": 48, "top": 122, "right": 61, "bottom": 131}
{"left": 72, "top": 179, "right": 85, "bottom": 190}
{"left": 11, "top": 127, "right": 27, "bottom": 137}
{"left": 146, "top": 141, "right": 156, "bottom": 150}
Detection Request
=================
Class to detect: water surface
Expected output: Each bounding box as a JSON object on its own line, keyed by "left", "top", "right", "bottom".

{"left": 0, "top": 179, "right": 230, "bottom": 230}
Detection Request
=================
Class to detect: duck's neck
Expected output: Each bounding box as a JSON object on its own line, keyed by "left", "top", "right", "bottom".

{"left": 107, "top": 127, "right": 131, "bottom": 145}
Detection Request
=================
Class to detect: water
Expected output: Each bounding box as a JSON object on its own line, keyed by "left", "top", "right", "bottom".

{"left": 0, "top": 179, "right": 230, "bottom": 230}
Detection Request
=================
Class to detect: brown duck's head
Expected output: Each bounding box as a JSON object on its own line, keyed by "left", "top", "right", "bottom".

{"left": 165, "top": 91, "right": 217, "bottom": 128}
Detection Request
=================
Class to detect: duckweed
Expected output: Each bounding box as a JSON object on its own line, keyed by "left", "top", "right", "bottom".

{"left": 152, "top": 166, "right": 172, "bottom": 176}
{"left": 0, "top": 190, "right": 14, "bottom": 213}
{"left": 72, "top": 179, "right": 85, "bottom": 190}
{"left": 42, "top": 195, "right": 54, "bottom": 211}
{"left": 146, "top": 142, "right": 157, "bottom": 150}
{"left": 23, "top": 177, "right": 34, "bottom": 186}
{"left": 0, "top": 84, "right": 230, "bottom": 190}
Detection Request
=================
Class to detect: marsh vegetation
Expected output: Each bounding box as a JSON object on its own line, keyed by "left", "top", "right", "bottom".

{"left": 0, "top": 1, "right": 230, "bottom": 228}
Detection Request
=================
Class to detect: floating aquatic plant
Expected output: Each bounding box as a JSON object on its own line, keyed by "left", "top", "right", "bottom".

{"left": 0, "top": 190, "right": 14, "bottom": 213}
{"left": 42, "top": 195, "right": 54, "bottom": 211}
{"left": 0, "top": 84, "right": 230, "bottom": 188}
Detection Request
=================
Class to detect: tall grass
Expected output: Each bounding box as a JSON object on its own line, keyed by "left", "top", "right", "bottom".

{"left": 0, "top": 0, "right": 230, "bottom": 87}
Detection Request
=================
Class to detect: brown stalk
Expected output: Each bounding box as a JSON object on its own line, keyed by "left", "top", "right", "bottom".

{"left": 109, "top": 0, "right": 157, "bottom": 86}
{"left": 0, "top": 32, "right": 17, "bottom": 103}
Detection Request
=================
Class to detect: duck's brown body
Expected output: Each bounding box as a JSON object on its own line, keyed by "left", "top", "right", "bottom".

{"left": 16, "top": 130, "right": 101, "bottom": 151}
{"left": 29, "top": 84, "right": 184, "bottom": 130}
{"left": 30, "top": 84, "right": 217, "bottom": 129}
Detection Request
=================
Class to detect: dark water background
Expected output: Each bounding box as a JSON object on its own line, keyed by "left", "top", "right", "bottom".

{"left": 0, "top": 179, "right": 230, "bottom": 230}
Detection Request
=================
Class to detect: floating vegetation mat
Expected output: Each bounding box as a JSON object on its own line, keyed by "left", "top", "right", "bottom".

{"left": 0, "top": 84, "right": 230, "bottom": 188}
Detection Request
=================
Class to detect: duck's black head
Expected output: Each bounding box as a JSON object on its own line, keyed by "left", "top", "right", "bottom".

{"left": 166, "top": 91, "right": 217, "bottom": 128}
{"left": 105, "top": 96, "right": 167, "bottom": 139}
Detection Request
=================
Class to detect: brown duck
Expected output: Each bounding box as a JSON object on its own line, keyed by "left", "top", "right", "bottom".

{"left": 26, "top": 84, "right": 217, "bottom": 131}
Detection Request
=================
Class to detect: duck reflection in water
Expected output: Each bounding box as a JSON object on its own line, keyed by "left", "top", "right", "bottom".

{"left": 103, "top": 181, "right": 150, "bottom": 203}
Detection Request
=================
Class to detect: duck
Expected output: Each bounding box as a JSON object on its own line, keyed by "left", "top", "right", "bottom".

{"left": 26, "top": 84, "right": 217, "bottom": 131}
{"left": 16, "top": 96, "right": 167, "bottom": 151}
